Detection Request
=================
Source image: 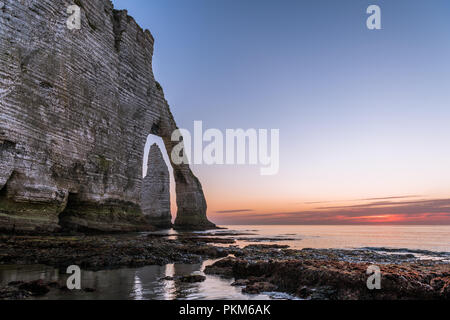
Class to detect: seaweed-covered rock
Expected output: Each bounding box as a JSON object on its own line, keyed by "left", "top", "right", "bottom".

{"left": 178, "top": 275, "right": 206, "bottom": 283}
{"left": 206, "top": 256, "right": 450, "bottom": 300}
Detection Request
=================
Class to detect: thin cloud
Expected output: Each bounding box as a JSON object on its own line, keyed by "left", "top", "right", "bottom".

{"left": 215, "top": 209, "right": 254, "bottom": 214}
{"left": 215, "top": 198, "right": 450, "bottom": 225}
{"left": 303, "top": 195, "right": 422, "bottom": 205}
{"left": 317, "top": 198, "right": 446, "bottom": 210}
{"left": 360, "top": 195, "right": 422, "bottom": 201}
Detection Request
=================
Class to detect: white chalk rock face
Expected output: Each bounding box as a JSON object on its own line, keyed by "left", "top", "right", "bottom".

{"left": 141, "top": 144, "right": 172, "bottom": 228}
{"left": 0, "top": 0, "right": 215, "bottom": 232}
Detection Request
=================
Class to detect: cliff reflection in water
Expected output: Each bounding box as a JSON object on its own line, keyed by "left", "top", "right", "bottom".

{"left": 0, "top": 260, "right": 271, "bottom": 300}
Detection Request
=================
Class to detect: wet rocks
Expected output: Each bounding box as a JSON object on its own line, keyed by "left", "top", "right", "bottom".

{"left": 205, "top": 255, "right": 450, "bottom": 300}
{"left": 2, "top": 280, "right": 52, "bottom": 298}
{"left": 0, "top": 286, "right": 30, "bottom": 300}
{"left": 160, "top": 274, "right": 206, "bottom": 283}
{"left": 231, "top": 279, "right": 249, "bottom": 286}
{"left": 237, "top": 237, "right": 296, "bottom": 243}
{"left": 244, "top": 244, "right": 290, "bottom": 250}
{"left": 178, "top": 235, "right": 236, "bottom": 244}
{"left": 231, "top": 246, "right": 423, "bottom": 265}
{"left": 242, "top": 282, "right": 277, "bottom": 294}
{"left": 178, "top": 275, "right": 206, "bottom": 283}
{"left": 1, "top": 232, "right": 449, "bottom": 300}
{"left": 430, "top": 276, "right": 450, "bottom": 298}
{"left": 178, "top": 244, "right": 228, "bottom": 259}
{"left": 204, "top": 257, "right": 237, "bottom": 277}
{"left": 0, "top": 234, "right": 229, "bottom": 271}
{"left": 1, "top": 279, "right": 96, "bottom": 299}
{"left": 18, "top": 280, "right": 50, "bottom": 296}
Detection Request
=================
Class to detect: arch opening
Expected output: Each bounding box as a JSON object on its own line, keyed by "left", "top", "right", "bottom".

{"left": 142, "top": 134, "right": 177, "bottom": 226}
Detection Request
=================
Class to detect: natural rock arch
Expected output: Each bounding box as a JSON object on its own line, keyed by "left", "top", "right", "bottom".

{"left": 0, "top": 0, "right": 214, "bottom": 232}
{"left": 141, "top": 137, "right": 173, "bottom": 229}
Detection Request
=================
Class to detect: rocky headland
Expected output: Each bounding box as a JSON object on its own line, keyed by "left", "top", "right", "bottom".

{"left": 0, "top": 0, "right": 215, "bottom": 233}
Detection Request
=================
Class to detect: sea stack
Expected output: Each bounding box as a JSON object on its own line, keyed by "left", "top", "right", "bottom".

{"left": 0, "top": 0, "right": 215, "bottom": 232}
{"left": 141, "top": 144, "right": 172, "bottom": 229}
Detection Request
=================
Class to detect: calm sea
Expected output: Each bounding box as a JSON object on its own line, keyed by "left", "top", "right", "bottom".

{"left": 219, "top": 225, "right": 450, "bottom": 252}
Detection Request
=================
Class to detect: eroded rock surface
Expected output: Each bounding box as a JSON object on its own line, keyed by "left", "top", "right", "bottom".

{"left": 1, "top": 234, "right": 449, "bottom": 300}
{"left": 141, "top": 144, "right": 171, "bottom": 228}
{"left": 0, "top": 0, "right": 214, "bottom": 232}
{"left": 205, "top": 256, "right": 450, "bottom": 300}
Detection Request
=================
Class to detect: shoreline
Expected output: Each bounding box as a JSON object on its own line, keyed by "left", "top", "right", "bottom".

{"left": 0, "top": 232, "right": 449, "bottom": 300}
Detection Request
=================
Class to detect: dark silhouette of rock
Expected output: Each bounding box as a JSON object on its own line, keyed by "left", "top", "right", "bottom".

{"left": 231, "top": 279, "right": 249, "bottom": 286}
{"left": 0, "top": 0, "right": 214, "bottom": 232}
{"left": 242, "top": 281, "right": 277, "bottom": 294}
{"left": 0, "top": 233, "right": 228, "bottom": 270}
{"left": 18, "top": 280, "right": 50, "bottom": 296}
{"left": 0, "top": 286, "right": 31, "bottom": 300}
{"left": 177, "top": 274, "right": 206, "bottom": 283}
{"left": 141, "top": 144, "right": 172, "bottom": 229}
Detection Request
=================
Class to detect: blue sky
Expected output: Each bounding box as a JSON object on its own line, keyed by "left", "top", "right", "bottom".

{"left": 113, "top": 0, "right": 450, "bottom": 224}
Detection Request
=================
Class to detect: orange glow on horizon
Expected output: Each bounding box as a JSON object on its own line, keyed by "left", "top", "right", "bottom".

{"left": 205, "top": 194, "right": 450, "bottom": 225}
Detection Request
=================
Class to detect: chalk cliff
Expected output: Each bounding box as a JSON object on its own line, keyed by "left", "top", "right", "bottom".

{"left": 0, "top": 0, "right": 215, "bottom": 232}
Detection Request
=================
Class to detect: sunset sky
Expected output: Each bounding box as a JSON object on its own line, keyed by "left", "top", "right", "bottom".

{"left": 114, "top": 0, "right": 450, "bottom": 225}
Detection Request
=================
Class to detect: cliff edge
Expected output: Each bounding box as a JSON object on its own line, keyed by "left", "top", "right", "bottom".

{"left": 0, "top": 0, "right": 215, "bottom": 232}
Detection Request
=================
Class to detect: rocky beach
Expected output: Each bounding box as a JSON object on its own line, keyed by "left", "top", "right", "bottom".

{"left": 1, "top": 0, "right": 449, "bottom": 304}
{"left": 1, "top": 230, "right": 449, "bottom": 300}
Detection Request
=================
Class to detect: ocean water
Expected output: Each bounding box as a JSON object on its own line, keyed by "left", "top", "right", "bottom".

{"left": 216, "top": 225, "right": 450, "bottom": 253}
